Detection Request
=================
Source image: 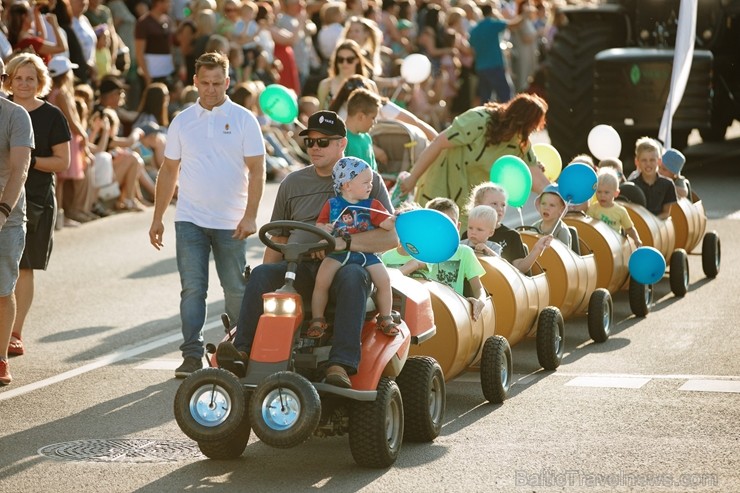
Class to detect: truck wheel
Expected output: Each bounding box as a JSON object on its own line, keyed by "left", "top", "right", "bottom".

{"left": 395, "top": 357, "right": 445, "bottom": 443}
{"left": 536, "top": 307, "right": 564, "bottom": 371}
{"left": 249, "top": 372, "right": 321, "bottom": 449}
{"left": 669, "top": 249, "right": 689, "bottom": 297}
{"left": 349, "top": 377, "right": 404, "bottom": 468}
{"left": 702, "top": 231, "right": 720, "bottom": 278}
{"left": 546, "top": 11, "right": 626, "bottom": 164}
{"left": 197, "top": 411, "right": 251, "bottom": 460}
{"left": 587, "top": 288, "right": 613, "bottom": 343}
{"left": 480, "top": 335, "right": 512, "bottom": 404}
{"left": 628, "top": 277, "right": 653, "bottom": 317}
{"left": 174, "top": 368, "right": 247, "bottom": 443}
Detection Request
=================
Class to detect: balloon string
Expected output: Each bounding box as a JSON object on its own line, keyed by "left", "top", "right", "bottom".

{"left": 331, "top": 205, "right": 395, "bottom": 229}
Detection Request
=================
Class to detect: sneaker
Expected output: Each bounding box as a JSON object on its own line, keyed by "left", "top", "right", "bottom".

{"left": 174, "top": 357, "right": 203, "bottom": 379}
{"left": 216, "top": 342, "right": 248, "bottom": 377}
{"left": 0, "top": 359, "right": 12, "bottom": 385}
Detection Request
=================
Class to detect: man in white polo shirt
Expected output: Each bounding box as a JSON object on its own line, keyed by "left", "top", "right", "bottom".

{"left": 148, "top": 51, "right": 266, "bottom": 378}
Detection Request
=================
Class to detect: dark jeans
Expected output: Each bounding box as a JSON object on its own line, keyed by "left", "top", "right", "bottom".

{"left": 234, "top": 261, "right": 371, "bottom": 374}
{"left": 477, "top": 66, "right": 513, "bottom": 103}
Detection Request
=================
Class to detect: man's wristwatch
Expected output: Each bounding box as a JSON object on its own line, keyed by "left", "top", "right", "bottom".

{"left": 342, "top": 231, "right": 352, "bottom": 251}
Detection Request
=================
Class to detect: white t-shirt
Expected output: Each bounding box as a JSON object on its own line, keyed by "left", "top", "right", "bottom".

{"left": 164, "top": 97, "right": 266, "bottom": 229}
{"left": 73, "top": 15, "right": 97, "bottom": 65}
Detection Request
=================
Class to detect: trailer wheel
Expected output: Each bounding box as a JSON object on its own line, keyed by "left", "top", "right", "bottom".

{"left": 628, "top": 277, "right": 653, "bottom": 317}
{"left": 701, "top": 231, "right": 720, "bottom": 278}
{"left": 669, "top": 249, "right": 689, "bottom": 297}
{"left": 536, "top": 307, "right": 564, "bottom": 371}
{"left": 480, "top": 336, "right": 513, "bottom": 404}
{"left": 587, "top": 288, "right": 613, "bottom": 343}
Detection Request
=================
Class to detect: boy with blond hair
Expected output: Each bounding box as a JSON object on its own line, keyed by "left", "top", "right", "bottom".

{"left": 461, "top": 204, "right": 502, "bottom": 256}
{"left": 629, "top": 137, "right": 677, "bottom": 219}
{"left": 588, "top": 168, "right": 642, "bottom": 247}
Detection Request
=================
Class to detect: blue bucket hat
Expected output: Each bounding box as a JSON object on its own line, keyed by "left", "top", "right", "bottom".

{"left": 535, "top": 183, "right": 566, "bottom": 209}
{"left": 662, "top": 148, "right": 686, "bottom": 175}
{"left": 332, "top": 157, "right": 371, "bottom": 195}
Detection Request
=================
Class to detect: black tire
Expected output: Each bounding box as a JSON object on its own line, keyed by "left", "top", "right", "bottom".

{"left": 174, "top": 368, "right": 247, "bottom": 443}
{"left": 248, "top": 372, "right": 321, "bottom": 449}
{"left": 669, "top": 249, "right": 689, "bottom": 297}
{"left": 628, "top": 277, "right": 653, "bottom": 317}
{"left": 546, "top": 11, "right": 626, "bottom": 164}
{"left": 480, "top": 336, "right": 512, "bottom": 404}
{"left": 349, "top": 377, "right": 404, "bottom": 468}
{"left": 395, "top": 357, "right": 445, "bottom": 443}
{"left": 197, "top": 411, "right": 251, "bottom": 460}
{"left": 536, "top": 307, "right": 565, "bottom": 371}
{"left": 587, "top": 288, "right": 613, "bottom": 343}
{"left": 702, "top": 231, "right": 720, "bottom": 278}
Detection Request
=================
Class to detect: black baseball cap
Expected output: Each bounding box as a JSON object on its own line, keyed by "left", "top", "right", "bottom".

{"left": 299, "top": 110, "right": 346, "bottom": 137}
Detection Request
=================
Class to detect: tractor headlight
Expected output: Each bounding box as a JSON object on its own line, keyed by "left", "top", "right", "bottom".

{"left": 263, "top": 296, "right": 298, "bottom": 315}
{"left": 264, "top": 297, "right": 278, "bottom": 314}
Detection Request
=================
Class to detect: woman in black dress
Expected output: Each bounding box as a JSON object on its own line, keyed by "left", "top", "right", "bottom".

{"left": 3, "top": 53, "right": 71, "bottom": 357}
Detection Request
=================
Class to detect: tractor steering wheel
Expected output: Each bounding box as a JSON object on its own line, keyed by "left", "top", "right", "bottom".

{"left": 259, "top": 221, "right": 337, "bottom": 263}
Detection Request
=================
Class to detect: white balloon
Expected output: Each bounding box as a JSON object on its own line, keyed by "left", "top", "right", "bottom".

{"left": 587, "top": 124, "right": 622, "bottom": 160}
{"left": 400, "top": 54, "right": 432, "bottom": 84}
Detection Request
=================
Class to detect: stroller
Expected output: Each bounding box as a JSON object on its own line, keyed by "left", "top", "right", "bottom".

{"left": 370, "top": 119, "right": 430, "bottom": 207}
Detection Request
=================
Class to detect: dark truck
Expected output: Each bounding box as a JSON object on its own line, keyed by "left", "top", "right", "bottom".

{"left": 546, "top": 0, "right": 740, "bottom": 168}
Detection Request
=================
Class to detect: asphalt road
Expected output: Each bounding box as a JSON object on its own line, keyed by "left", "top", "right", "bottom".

{"left": 0, "top": 139, "right": 738, "bottom": 493}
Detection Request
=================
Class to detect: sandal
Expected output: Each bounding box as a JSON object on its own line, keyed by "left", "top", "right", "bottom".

{"left": 376, "top": 315, "right": 400, "bottom": 337}
{"left": 306, "top": 318, "right": 328, "bottom": 339}
{"left": 8, "top": 332, "right": 24, "bottom": 356}
{"left": 325, "top": 365, "right": 352, "bottom": 389}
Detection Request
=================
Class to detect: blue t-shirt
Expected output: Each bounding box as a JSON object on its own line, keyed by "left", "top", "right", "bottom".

{"left": 469, "top": 18, "right": 507, "bottom": 70}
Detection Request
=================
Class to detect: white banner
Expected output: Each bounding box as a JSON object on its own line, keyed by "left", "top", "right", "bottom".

{"left": 658, "top": 0, "right": 698, "bottom": 149}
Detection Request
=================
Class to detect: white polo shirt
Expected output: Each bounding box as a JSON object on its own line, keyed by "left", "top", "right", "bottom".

{"left": 165, "top": 97, "right": 265, "bottom": 229}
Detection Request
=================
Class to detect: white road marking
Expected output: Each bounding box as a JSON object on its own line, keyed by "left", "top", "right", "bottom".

{"left": 0, "top": 320, "right": 222, "bottom": 402}
{"left": 679, "top": 379, "right": 740, "bottom": 394}
{"left": 565, "top": 376, "right": 651, "bottom": 389}
{"left": 134, "top": 360, "right": 183, "bottom": 370}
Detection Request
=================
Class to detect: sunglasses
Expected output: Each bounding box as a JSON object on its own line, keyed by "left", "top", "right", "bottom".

{"left": 304, "top": 136, "right": 342, "bottom": 148}
{"left": 336, "top": 56, "right": 357, "bottom": 65}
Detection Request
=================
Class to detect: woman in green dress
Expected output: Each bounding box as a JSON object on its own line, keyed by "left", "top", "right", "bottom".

{"left": 400, "top": 93, "right": 550, "bottom": 226}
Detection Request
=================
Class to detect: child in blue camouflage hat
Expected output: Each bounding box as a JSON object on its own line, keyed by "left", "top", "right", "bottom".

{"left": 309, "top": 157, "right": 399, "bottom": 338}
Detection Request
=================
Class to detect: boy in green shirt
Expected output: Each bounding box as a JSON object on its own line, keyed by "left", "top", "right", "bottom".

{"left": 344, "top": 88, "right": 382, "bottom": 171}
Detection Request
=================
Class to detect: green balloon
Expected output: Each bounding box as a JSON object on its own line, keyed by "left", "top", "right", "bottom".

{"left": 259, "top": 84, "right": 298, "bottom": 124}
{"left": 489, "top": 155, "right": 533, "bottom": 208}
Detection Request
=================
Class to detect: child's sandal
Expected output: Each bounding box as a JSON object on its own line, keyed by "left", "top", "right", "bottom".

{"left": 376, "top": 315, "right": 400, "bottom": 336}
{"left": 306, "top": 318, "right": 328, "bottom": 339}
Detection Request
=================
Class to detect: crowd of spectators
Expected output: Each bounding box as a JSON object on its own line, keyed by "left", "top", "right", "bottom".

{"left": 0, "top": 0, "right": 592, "bottom": 229}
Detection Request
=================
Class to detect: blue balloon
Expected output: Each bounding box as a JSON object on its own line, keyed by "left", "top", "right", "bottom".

{"left": 557, "top": 163, "right": 598, "bottom": 204}
{"left": 629, "top": 247, "right": 666, "bottom": 285}
{"left": 396, "top": 209, "right": 458, "bottom": 263}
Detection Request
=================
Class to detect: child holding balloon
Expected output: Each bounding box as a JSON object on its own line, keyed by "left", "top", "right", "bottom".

{"left": 425, "top": 198, "right": 488, "bottom": 321}
{"left": 588, "top": 168, "right": 643, "bottom": 247}
{"left": 310, "top": 157, "right": 399, "bottom": 338}
{"left": 532, "top": 183, "right": 572, "bottom": 249}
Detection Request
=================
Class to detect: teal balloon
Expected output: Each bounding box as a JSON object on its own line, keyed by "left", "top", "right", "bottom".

{"left": 629, "top": 247, "right": 666, "bottom": 285}
{"left": 259, "top": 84, "right": 298, "bottom": 124}
{"left": 489, "top": 155, "right": 532, "bottom": 208}
{"left": 396, "top": 209, "right": 458, "bottom": 263}
{"left": 557, "top": 163, "right": 597, "bottom": 204}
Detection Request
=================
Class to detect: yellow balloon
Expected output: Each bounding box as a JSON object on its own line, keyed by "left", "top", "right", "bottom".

{"left": 533, "top": 143, "right": 563, "bottom": 182}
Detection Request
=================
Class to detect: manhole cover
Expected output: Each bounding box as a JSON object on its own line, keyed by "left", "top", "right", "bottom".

{"left": 38, "top": 439, "right": 203, "bottom": 463}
